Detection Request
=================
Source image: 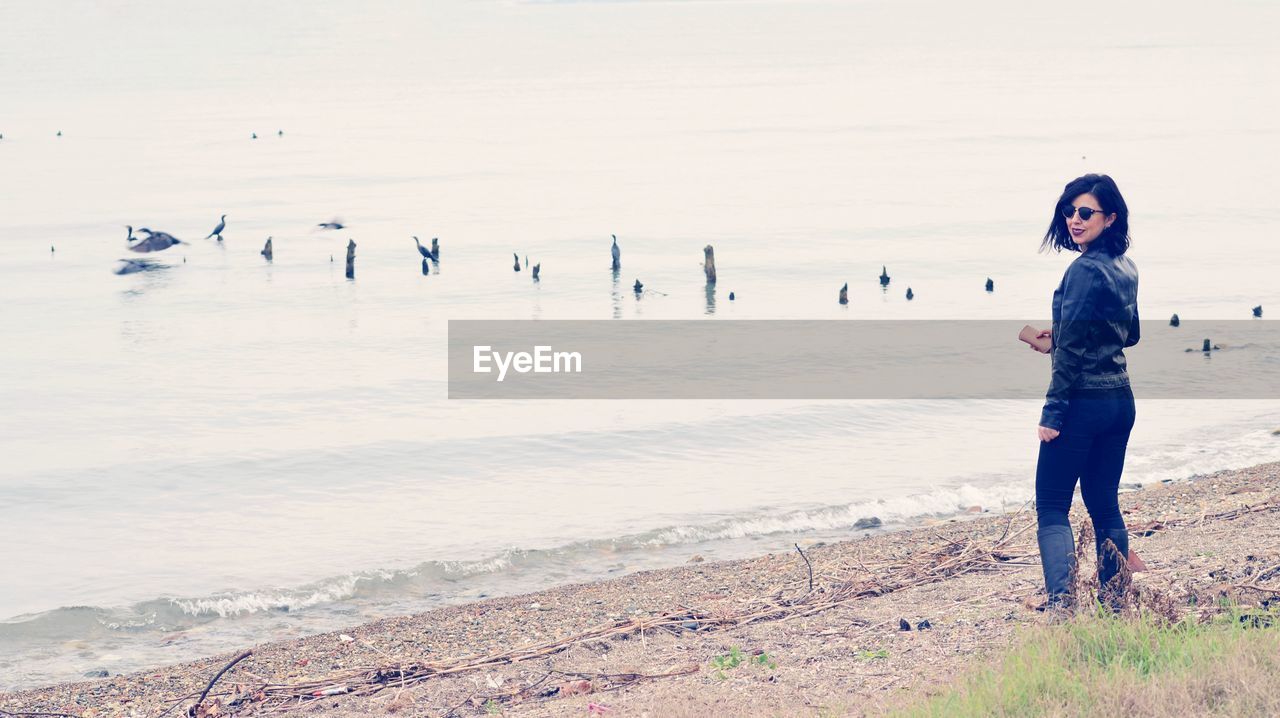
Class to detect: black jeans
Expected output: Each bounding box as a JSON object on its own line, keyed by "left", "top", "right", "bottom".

{"left": 1035, "top": 385, "right": 1136, "bottom": 531}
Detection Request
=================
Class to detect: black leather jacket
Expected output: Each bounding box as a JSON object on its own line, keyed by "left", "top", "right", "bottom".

{"left": 1040, "top": 246, "right": 1140, "bottom": 430}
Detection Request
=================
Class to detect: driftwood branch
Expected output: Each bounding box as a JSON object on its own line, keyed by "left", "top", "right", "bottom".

{"left": 188, "top": 650, "right": 252, "bottom": 717}
{"left": 794, "top": 543, "right": 814, "bottom": 591}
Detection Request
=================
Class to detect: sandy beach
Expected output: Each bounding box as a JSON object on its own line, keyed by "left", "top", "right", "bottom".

{"left": 4, "top": 459, "right": 1279, "bottom": 717}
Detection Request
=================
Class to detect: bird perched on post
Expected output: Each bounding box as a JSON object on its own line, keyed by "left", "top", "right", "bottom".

{"left": 985, "top": 278, "right": 995, "bottom": 292}
{"left": 513, "top": 253, "right": 521, "bottom": 272}
{"left": 532, "top": 263, "right": 540, "bottom": 281}
{"left": 906, "top": 287, "right": 914, "bottom": 301}
{"left": 1254, "top": 305, "right": 1264, "bottom": 318}
{"left": 414, "top": 236, "right": 438, "bottom": 262}
{"left": 839, "top": 283, "right": 848, "bottom": 305}
{"left": 261, "top": 237, "right": 273, "bottom": 261}
{"left": 206, "top": 214, "right": 227, "bottom": 241}
{"left": 879, "top": 266, "right": 890, "bottom": 286}
{"left": 611, "top": 235, "right": 620, "bottom": 271}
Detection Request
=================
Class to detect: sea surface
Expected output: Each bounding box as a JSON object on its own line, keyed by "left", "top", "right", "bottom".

{"left": 2, "top": 0, "right": 1279, "bottom": 690}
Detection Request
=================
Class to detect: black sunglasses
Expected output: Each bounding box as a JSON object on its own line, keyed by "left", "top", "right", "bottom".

{"left": 1061, "top": 206, "right": 1105, "bottom": 221}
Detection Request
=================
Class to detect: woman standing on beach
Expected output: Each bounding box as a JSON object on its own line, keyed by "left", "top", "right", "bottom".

{"left": 1032, "top": 174, "right": 1140, "bottom": 612}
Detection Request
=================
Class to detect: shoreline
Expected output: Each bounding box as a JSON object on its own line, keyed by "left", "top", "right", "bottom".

{"left": 5, "top": 459, "right": 1280, "bottom": 716}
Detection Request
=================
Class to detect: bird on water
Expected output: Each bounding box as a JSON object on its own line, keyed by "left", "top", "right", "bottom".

{"left": 318, "top": 220, "right": 345, "bottom": 230}
{"left": 130, "top": 228, "right": 185, "bottom": 253}
{"left": 114, "top": 258, "right": 161, "bottom": 275}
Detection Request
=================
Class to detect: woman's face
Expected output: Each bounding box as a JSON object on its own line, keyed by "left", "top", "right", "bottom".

{"left": 1062, "top": 192, "right": 1115, "bottom": 249}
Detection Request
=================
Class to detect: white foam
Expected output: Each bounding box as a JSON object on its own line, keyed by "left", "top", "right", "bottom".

{"left": 170, "top": 575, "right": 368, "bottom": 618}
{"left": 645, "top": 481, "right": 1032, "bottom": 546}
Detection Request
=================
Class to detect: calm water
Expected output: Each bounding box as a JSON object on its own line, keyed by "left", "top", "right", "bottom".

{"left": 2, "top": 0, "right": 1279, "bottom": 690}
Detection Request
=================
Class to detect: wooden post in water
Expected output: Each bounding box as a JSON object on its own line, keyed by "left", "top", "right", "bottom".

{"left": 431, "top": 237, "right": 439, "bottom": 262}
{"left": 532, "top": 263, "right": 540, "bottom": 281}
{"left": 839, "top": 282, "right": 848, "bottom": 305}
{"left": 261, "top": 237, "right": 273, "bottom": 261}
{"left": 611, "top": 235, "right": 620, "bottom": 271}
{"left": 703, "top": 245, "right": 716, "bottom": 285}
{"left": 513, "top": 253, "right": 521, "bottom": 272}
{"left": 345, "top": 239, "right": 356, "bottom": 279}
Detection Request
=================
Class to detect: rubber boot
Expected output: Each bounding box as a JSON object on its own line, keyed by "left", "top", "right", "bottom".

{"left": 1096, "top": 527, "right": 1131, "bottom": 611}
{"left": 1037, "top": 525, "right": 1077, "bottom": 615}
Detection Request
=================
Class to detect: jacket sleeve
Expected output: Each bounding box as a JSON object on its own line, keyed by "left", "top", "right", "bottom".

{"left": 1040, "top": 263, "right": 1098, "bottom": 430}
{"left": 1125, "top": 305, "right": 1141, "bottom": 347}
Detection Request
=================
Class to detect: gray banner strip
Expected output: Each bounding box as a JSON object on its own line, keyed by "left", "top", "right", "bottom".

{"left": 448, "top": 320, "right": 1279, "bottom": 400}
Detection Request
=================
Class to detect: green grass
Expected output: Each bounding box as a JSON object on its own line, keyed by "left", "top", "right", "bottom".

{"left": 892, "top": 608, "right": 1280, "bottom": 717}
{"left": 710, "top": 646, "right": 777, "bottom": 679}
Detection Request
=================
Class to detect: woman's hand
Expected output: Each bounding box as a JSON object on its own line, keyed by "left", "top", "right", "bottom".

{"left": 1033, "top": 329, "right": 1053, "bottom": 354}
{"left": 1038, "top": 425, "right": 1060, "bottom": 442}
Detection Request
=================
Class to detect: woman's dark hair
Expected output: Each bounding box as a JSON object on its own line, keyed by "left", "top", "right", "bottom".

{"left": 1041, "top": 173, "right": 1131, "bottom": 254}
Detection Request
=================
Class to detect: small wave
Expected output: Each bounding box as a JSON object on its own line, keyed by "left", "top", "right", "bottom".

{"left": 0, "top": 479, "right": 1030, "bottom": 641}
{"left": 167, "top": 574, "right": 371, "bottom": 618}
{"left": 641, "top": 482, "right": 1030, "bottom": 546}
{"left": 8, "top": 433, "right": 1276, "bottom": 643}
